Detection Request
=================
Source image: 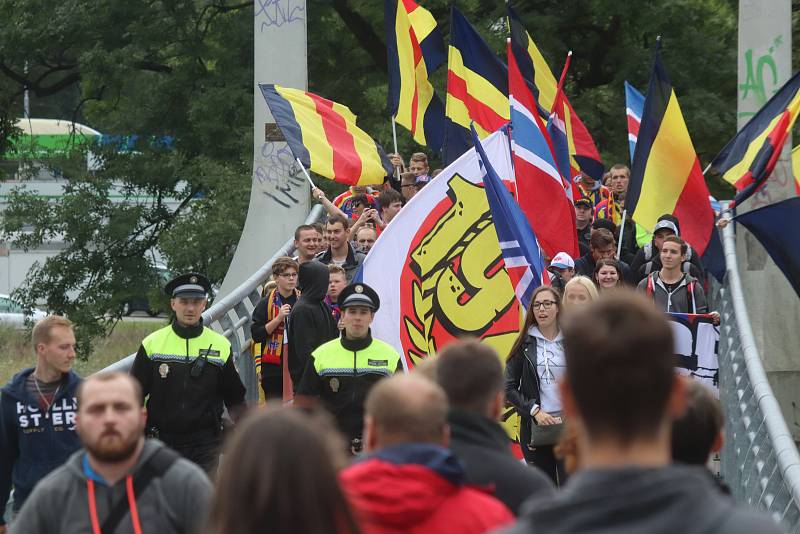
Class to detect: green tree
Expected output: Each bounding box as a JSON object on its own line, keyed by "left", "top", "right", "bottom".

{"left": 0, "top": 0, "right": 254, "bottom": 354}
{"left": 0, "top": 0, "right": 760, "bottom": 355}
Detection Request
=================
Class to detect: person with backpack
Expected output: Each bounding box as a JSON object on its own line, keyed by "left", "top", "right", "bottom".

{"left": 11, "top": 372, "right": 211, "bottom": 534}
{"left": 630, "top": 216, "right": 704, "bottom": 284}
{"left": 637, "top": 236, "right": 719, "bottom": 325}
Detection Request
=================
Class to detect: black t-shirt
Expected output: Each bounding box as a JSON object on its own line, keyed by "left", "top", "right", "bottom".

{"left": 662, "top": 275, "right": 685, "bottom": 294}
{"left": 278, "top": 293, "right": 298, "bottom": 307}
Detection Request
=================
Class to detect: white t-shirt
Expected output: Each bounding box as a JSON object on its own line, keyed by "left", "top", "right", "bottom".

{"left": 528, "top": 325, "right": 566, "bottom": 414}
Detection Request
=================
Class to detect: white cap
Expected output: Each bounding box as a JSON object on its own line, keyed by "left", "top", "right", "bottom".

{"left": 550, "top": 252, "right": 575, "bottom": 270}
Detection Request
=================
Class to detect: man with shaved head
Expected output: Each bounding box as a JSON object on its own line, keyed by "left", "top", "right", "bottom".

{"left": 340, "top": 374, "right": 513, "bottom": 534}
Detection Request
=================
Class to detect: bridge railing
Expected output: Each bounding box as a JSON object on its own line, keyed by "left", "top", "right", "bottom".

{"left": 104, "top": 204, "right": 326, "bottom": 401}
{"left": 718, "top": 217, "right": 800, "bottom": 532}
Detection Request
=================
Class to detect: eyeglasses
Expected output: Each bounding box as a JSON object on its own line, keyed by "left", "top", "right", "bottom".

{"left": 532, "top": 300, "right": 556, "bottom": 310}
{"left": 277, "top": 272, "right": 298, "bottom": 278}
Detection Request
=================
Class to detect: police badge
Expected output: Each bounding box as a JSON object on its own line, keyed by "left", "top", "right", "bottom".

{"left": 330, "top": 377, "right": 340, "bottom": 392}
{"left": 158, "top": 363, "right": 170, "bottom": 378}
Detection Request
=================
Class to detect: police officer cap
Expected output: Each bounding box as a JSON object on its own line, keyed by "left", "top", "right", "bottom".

{"left": 339, "top": 283, "right": 380, "bottom": 311}
{"left": 165, "top": 272, "right": 211, "bottom": 299}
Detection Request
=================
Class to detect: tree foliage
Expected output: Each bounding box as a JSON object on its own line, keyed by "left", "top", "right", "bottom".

{"left": 0, "top": 0, "right": 756, "bottom": 354}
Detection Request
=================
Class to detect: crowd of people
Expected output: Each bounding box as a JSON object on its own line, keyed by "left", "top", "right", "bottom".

{"left": 0, "top": 155, "right": 777, "bottom": 533}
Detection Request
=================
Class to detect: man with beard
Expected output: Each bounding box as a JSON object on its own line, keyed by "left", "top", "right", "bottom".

{"left": 12, "top": 372, "right": 211, "bottom": 534}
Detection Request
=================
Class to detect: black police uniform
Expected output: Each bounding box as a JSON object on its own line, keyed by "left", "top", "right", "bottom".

{"left": 297, "top": 283, "right": 401, "bottom": 452}
{"left": 130, "top": 273, "right": 246, "bottom": 472}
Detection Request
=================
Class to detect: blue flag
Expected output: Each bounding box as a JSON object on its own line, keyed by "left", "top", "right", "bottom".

{"left": 624, "top": 81, "right": 645, "bottom": 164}
{"left": 471, "top": 124, "right": 547, "bottom": 309}
{"left": 735, "top": 197, "right": 800, "bottom": 299}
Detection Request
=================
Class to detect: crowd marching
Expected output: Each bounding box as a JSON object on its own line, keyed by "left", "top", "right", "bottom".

{"left": 0, "top": 151, "right": 785, "bottom": 534}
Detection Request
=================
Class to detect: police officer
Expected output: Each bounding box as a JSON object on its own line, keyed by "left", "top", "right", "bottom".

{"left": 297, "top": 282, "right": 401, "bottom": 452}
{"left": 131, "top": 273, "right": 246, "bottom": 472}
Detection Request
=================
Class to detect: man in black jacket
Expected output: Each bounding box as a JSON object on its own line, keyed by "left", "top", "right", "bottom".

{"left": 433, "top": 340, "right": 554, "bottom": 515}
{"left": 286, "top": 261, "right": 339, "bottom": 391}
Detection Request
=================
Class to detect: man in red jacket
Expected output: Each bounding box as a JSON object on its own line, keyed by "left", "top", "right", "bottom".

{"left": 340, "top": 374, "right": 513, "bottom": 534}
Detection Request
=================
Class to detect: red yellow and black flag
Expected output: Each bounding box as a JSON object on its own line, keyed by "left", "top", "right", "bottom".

{"left": 260, "top": 84, "right": 393, "bottom": 186}
{"left": 443, "top": 6, "right": 509, "bottom": 165}
{"left": 710, "top": 71, "right": 800, "bottom": 207}
{"left": 627, "top": 47, "right": 724, "bottom": 281}
{"left": 385, "top": 0, "right": 446, "bottom": 152}
{"left": 507, "top": 6, "right": 603, "bottom": 182}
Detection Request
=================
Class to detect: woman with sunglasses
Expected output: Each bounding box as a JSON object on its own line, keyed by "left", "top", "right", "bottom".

{"left": 505, "top": 285, "right": 566, "bottom": 485}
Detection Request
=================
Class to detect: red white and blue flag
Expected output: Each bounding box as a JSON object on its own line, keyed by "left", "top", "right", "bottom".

{"left": 507, "top": 41, "right": 579, "bottom": 259}
{"left": 625, "top": 81, "right": 645, "bottom": 164}
{"left": 472, "top": 124, "right": 547, "bottom": 309}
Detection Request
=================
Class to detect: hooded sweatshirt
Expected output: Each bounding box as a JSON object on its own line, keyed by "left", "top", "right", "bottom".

{"left": 286, "top": 260, "right": 339, "bottom": 388}
{"left": 498, "top": 465, "right": 783, "bottom": 534}
{"left": 528, "top": 326, "right": 565, "bottom": 414}
{"left": 10, "top": 439, "right": 212, "bottom": 534}
{"left": 0, "top": 368, "right": 82, "bottom": 519}
{"left": 341, "top": 443, "right": 513, "bottom": 534}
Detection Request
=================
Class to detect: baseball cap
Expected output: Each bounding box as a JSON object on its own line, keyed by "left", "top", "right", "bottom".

{"left": 550, "top": 252, "right": 575, "bottom": 270}
{"left": 653, "top": 220, "right": 679, "bottom": 236}
{"left": 574, "top": 198, "right": 593, "bottom": 209}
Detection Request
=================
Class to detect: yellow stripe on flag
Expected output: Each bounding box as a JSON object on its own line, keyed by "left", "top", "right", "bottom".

{"left": 632, "top": 91, "right": 697, "bottom": 231}
{"left": 446, "top": 46, "right": 509, "bottom": 132}
{"left": 276, "top": 87, "right": 335, "bottom": 178}
{"left": 407, "top": 2, "right": 437, "bottom": 42}
{"left": 525, "top": 37, "right": 558, "bottom": 113}
{"left": 394, "top": 5, "right": 417, "bottom": 131}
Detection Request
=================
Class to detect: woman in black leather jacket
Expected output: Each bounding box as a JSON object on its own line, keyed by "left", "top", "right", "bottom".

{"left": 505, "top": 285, "right": 566, "bottom": 485}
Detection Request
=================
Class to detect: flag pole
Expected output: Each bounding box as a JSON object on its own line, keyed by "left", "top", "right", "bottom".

{"left": 616, "top": 209, "right": 627, "bottom": 258}
{"left": 295, "top": 157, "right": 317, "bottom": 189}
{"left": 550, "top": 51, "right": 572, "bottom": 114}
{"left": 556, "top": 50, "right": 573, "bottom": 94}
{"left": 391, "top": 115, "right": 400, "bottom": 181}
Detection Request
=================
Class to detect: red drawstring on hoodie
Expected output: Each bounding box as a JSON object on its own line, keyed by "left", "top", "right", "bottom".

{"left": 86, "top": 476, "right": 143, "bottom": 534}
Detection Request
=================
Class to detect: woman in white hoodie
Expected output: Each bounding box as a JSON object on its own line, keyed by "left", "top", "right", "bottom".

{"left": 505, "top": 285, "right": 567, "bottom": 485}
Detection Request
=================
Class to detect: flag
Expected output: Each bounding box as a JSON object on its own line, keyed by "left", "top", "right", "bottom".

{"left": 668, "top": 313, "right": 720, "bottom": 392}
{"left": 260, "top": 84, "right": 393, "bottom": 185}
{"left": 625, "top": 81, "right": 645, "bottom": 164}
{"left": 627, "top": 50, "right": 724, "bottom": 281}
{"left": 792, "top": 145, "right": 800, "bottom": 196}
{"left": 356, "top": 129, "right": 523, "bottom": 369}
{"left": 508, "top": 6, "right": 603, "bottom": 181}
{"left": 710, "top": 71, "right": 800, "bottom": 206}
{"left": 471, "top": 124, "right": 547, "bottom": 309}
{"left": 443, "top": 7, "right": 509, "bottom": 165}
{"left": 385, "top": 0, "right": 446, "bottom": 151}
{"left": 735, "top": 197, "right": 800, "bottom": 299}
{"left": 508, "top": 40, "right": 579, "bottom": 258}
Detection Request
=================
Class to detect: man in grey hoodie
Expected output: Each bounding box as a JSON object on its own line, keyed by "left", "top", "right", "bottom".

{"left": 11, "top": 372, "right": 211, "bottom": 534}
{"left": 499, "top": 292, "right": 782, "bottom": 534}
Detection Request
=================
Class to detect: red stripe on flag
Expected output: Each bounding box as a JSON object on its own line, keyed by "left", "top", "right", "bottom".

{"left": 308, "top": 93, "right": 362, "bottom": 185}
{"left": 672, "top": 158, "right": 716, "bottom": 256}
{"left": 447, "top": 70, "right": 507, "bottom": 131}
{"left": 627, "top": 115, "right": 640, "bottom": 137}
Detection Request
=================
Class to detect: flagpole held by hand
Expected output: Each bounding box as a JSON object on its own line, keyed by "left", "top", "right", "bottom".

{"left": 295, "top": 157, "right": 317, "bottom": 189}
{"left": 391, "top": 115, "right": 400, "bottom": 181}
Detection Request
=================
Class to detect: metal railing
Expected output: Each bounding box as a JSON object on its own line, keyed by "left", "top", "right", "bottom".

{"left": 105, "top": 204, "right": 325, "bottom": 401}
{"left": 718, "top": 217, "right": 800, "bottom": 532}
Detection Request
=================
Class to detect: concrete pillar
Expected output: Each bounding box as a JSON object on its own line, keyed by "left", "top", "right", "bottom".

{"left": 737, "top": 0, "right": 800, "bottom": 438}
{"left": 218, "top": 0, "right": 310, "bottom": 297}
